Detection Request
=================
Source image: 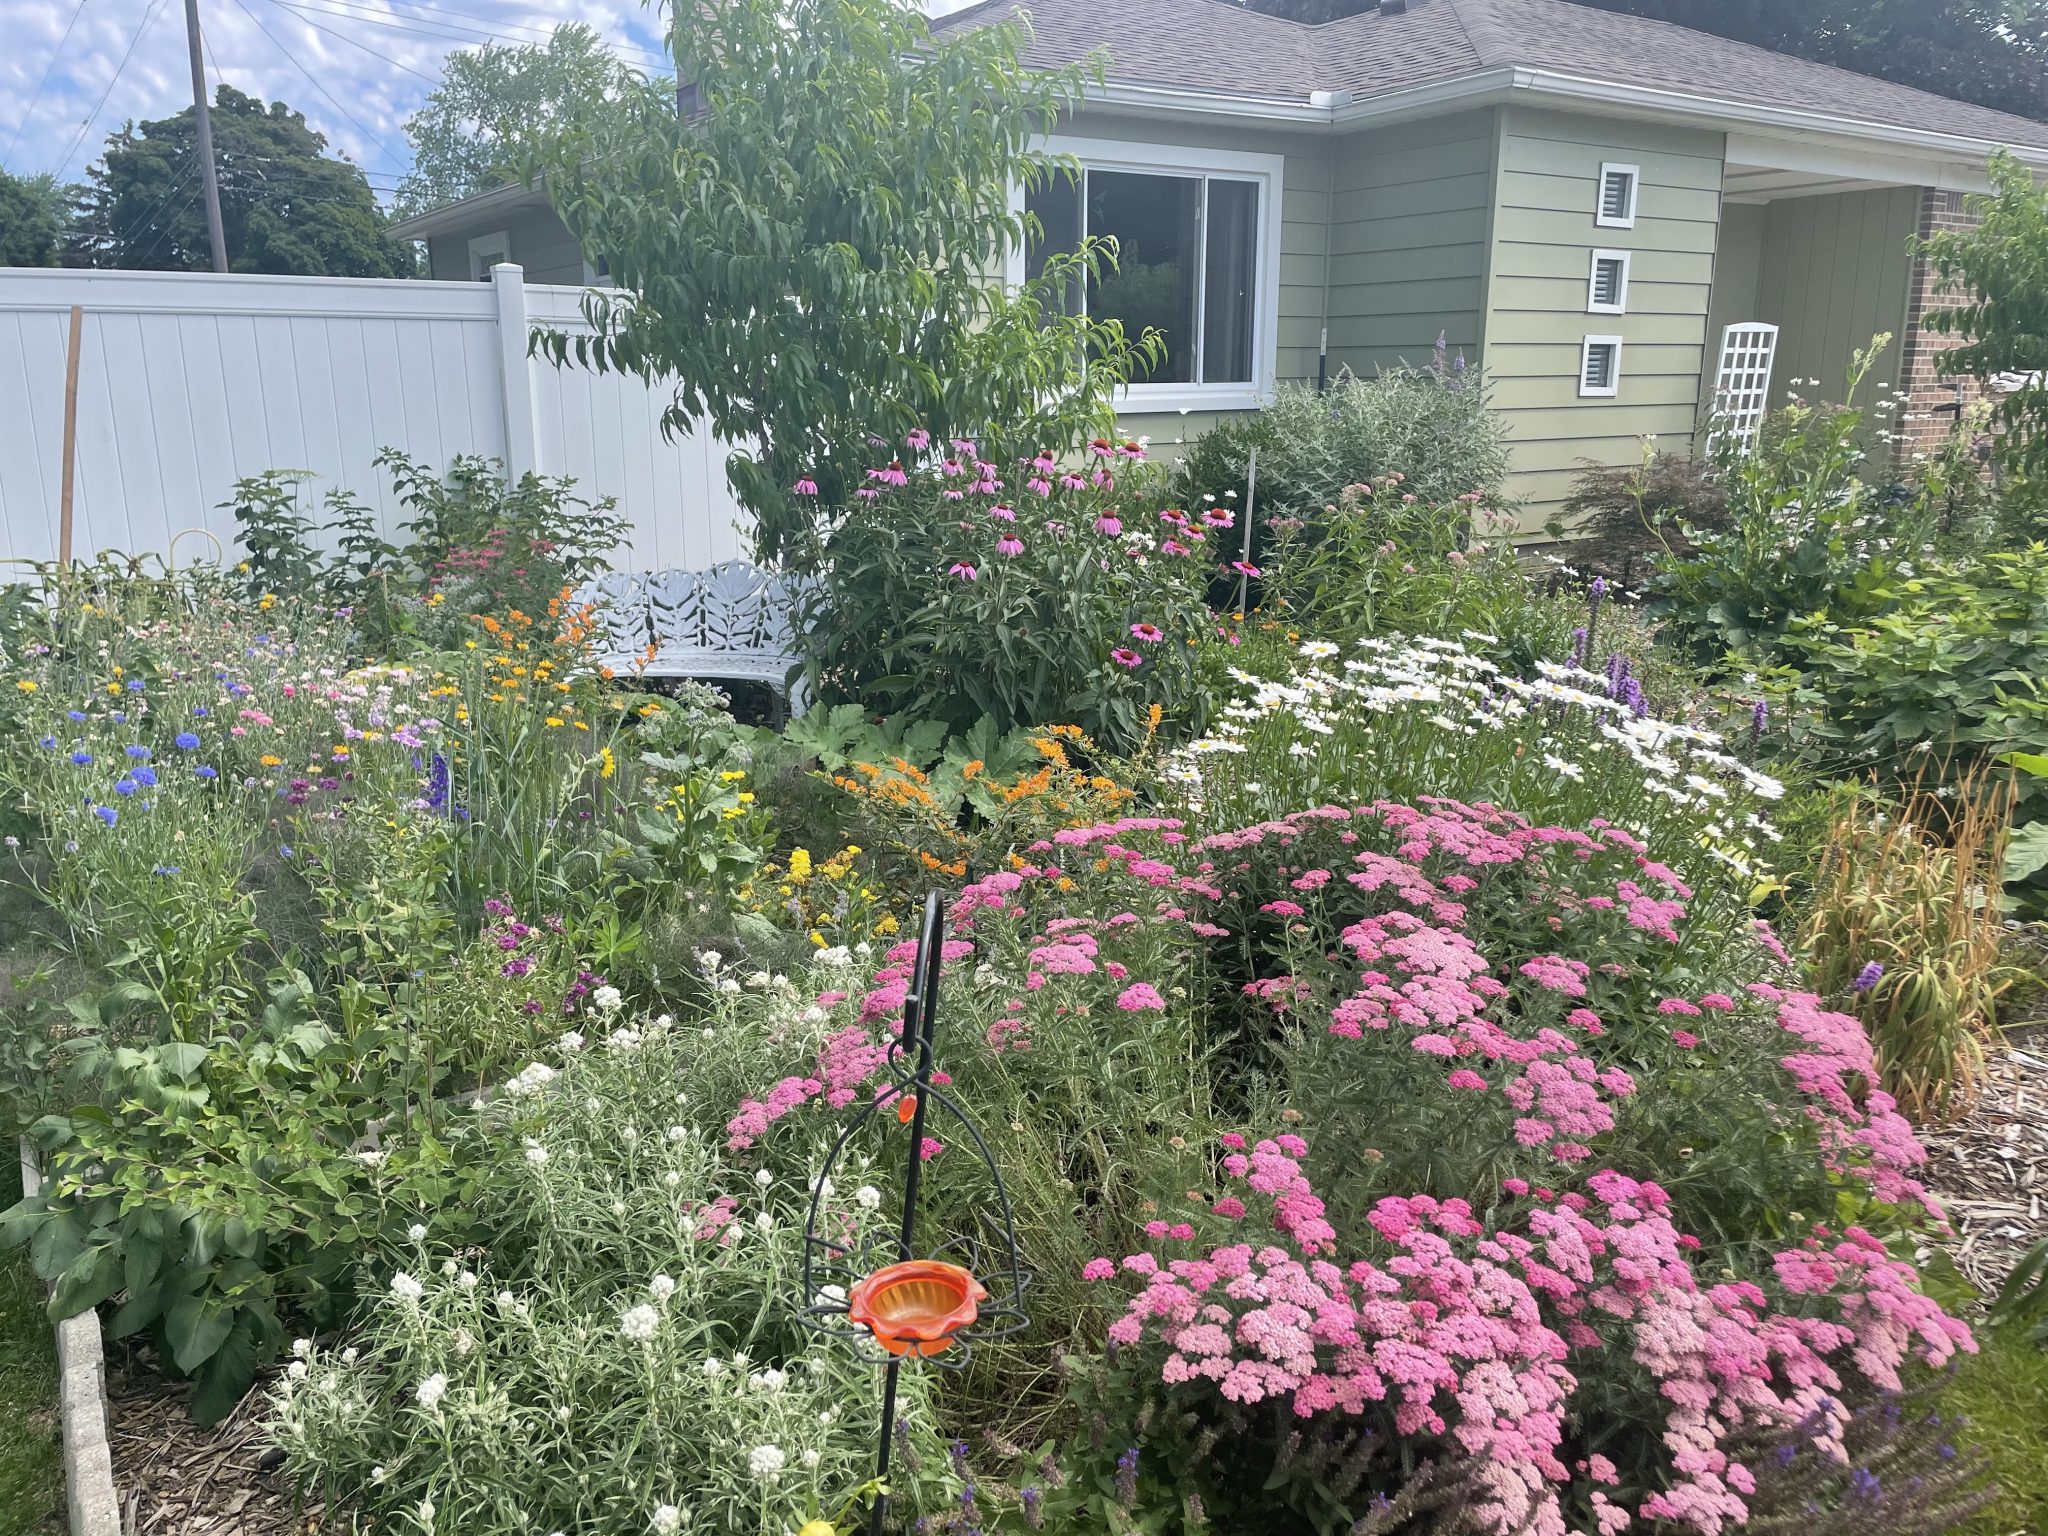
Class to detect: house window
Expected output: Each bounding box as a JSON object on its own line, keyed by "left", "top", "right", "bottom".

{"left": 1596, "top": 164, "right": 1639, "bottom": 229}
{"left": 1020, "top": 138, "right": 1284, "bottom": 410}
{"left": 1588, "top": 249, "right": 1630, "bottom": 314}
{"left": 467, "top": 230, "right": 511, "bottom": 281}
{"left": 1579, "top": 336, "right": 1623, "bottom": 397}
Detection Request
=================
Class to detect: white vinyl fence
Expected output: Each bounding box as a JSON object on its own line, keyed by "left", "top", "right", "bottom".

{"left": 0, "top": 264, "right": 750, "bottom": 572}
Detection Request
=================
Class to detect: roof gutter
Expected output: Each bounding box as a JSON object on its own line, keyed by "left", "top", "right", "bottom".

{"left": 1087, "top": 66, "right": 2048, "bottom": 173}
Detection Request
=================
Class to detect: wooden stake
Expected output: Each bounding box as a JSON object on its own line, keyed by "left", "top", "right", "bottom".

{"left": 58, "top": 303, "right": 83, "bottom": 567}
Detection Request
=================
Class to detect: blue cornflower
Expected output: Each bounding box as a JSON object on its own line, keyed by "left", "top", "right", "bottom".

{"left": 66, "top": 709, "right": 87, "bottom": 722}
{"left": 131, "top": 766, "right": 157, "bottom": 788}
{"left": 175, "top": 731, "right": 201, "bottom": 750}
{"left": 278, "top": 844, "right": 295, "bottom": 859}
{"left": 93, "top": 805, "right": 117, "bottom": 827}
{"left": 69, "top": 751, "right": 92, "bottom": 766}
{"left": 191, "top": 704, "right": 208, "bottom": 716}
{"left": 124, "top": 744, "right": 151, "bottom": 760}
{"left": 1849, "top": 1468, "right": 1880, "bottom": 1500}
{"left": 110, "top": 711, "right": 125, "bottom": 723}
{"left": 125, "top": 679, "right": 144, "bottom": 692}
{"left": 194, "top": 765, "right": 218, "bottom": 780}
{"left": 38, "top": 735, "right": 57, "bottom": 750}
{"left": 112, "top": 778, "right": 137, "bottom": 797}
{"left": 151, "top": 864, "right": 181, "bottom": 876}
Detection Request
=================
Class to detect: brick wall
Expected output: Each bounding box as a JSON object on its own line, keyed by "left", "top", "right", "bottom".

{"left": 1894, "top": 187, "right": 1984, "bottom": 462}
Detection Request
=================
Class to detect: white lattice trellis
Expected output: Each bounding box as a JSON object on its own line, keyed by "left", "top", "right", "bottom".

{"left": 1710, "top": 322, "right": 1780, "bottom": 454}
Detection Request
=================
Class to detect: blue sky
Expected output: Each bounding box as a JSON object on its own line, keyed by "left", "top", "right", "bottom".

{"left": 2, "top": 0, "right": 974, "bottom": 202}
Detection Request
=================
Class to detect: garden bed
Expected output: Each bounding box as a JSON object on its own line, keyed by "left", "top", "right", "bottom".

{"left": 103, "top": 1358, "right": 303, "bottom": 1536}
{"left": 1921, "top": 1025, "right": 2048, "bottom": 1296}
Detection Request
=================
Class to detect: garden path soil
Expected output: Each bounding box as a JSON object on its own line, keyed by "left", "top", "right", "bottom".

{"left": 1920, "top": 1023, "right": 2048, "bottom": 1299}
{"left": 103, "top": 1359, "right": 311, "bottom": 1536}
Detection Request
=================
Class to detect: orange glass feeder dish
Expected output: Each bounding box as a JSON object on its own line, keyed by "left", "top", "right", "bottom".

{"left": 847, "top": 1261, "right": 987, "bottom": 1357}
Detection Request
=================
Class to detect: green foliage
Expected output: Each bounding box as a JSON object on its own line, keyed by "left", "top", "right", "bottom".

{"left": 1649, "top": 338, "right": 1932, "bottom": 667}
{"left": 1943, "top": 1320, "right": 2048, "bottom": 1536}
{"left": 394, "top": 24, "right": 663, "bottom": 220}
{"left": 0, "top": 168, "right": 64, "bottom": 268}
{"left": 794, "top": 449, "right": 1214, "bottom": 748}
{"left": 66, "top": 84, "right": 412, "bottom": 277}
{"left": 1560, "top": 447, "right": 1730, "bottom": 582}
{"left": 1261, "top": 477, "right": 1538, "bottom": 647}
{"left": 1170, "top": 364, "right": 1510, "bottom": 569}
{"left": 526, "top": 0, "right": 1152, "bottom": 558}
{"left": 1915, "top": 150, "right": 2048, "bottom": 485}
{"left": 0, "top": 1159, "right": 61, "bottom": 1536}
{"left": 1774, "top": 546, "right": 2048, "bottom": 806}
{"left": 1989, "top": 1239, "right": 2048, "bottom": 1342}
{"left": 270, "top": 1009, "right": 957, "bottom": 1534}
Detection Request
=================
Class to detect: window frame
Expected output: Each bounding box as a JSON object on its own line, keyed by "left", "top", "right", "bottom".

{"left": 467, "top": 230, "right": 512, "bottom": 282}
{"left": 1010, "top": 136, "right": 1287, "bottom": 414}
{"left": 1596, "top": 163, "right": 1640, "bottom": 229}
{"left": 1586, "top": 248, "right": 1632, "bottom": 315}
{"left": 1579, "top": 335, "right": 1624, "bottom": 398}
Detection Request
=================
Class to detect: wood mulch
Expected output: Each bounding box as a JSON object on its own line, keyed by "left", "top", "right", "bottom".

{"left": 1920, "top": 1021, "right": 2048, "bottom": 1299}
{"left": 103, "top": 1354, "right": 317, "bottom": 1536}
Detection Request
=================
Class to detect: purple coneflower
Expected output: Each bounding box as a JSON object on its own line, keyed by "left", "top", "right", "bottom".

{"left": 947, "top": 562, "right": 978, "bottom": 582}
{"left": 791, "top": 477, "right": 818, "bottom": 496}
{"left": 1110, "top": 648, "right": 1143, "bottom": 669}
{"left": 995, "top": 535, "right": 1024, "bottom": 558}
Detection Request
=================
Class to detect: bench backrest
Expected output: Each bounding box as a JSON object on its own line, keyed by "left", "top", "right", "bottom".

{"left": 575, "top": 561, "right": 799, "bottom": 657}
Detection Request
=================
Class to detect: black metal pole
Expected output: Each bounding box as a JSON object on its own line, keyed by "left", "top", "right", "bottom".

{"left": 868, "top": 891, "right": 945, "bottom": 1536}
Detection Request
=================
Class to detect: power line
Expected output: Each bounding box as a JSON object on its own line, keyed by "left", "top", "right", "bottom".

{"left": 126, "top": 157, "right": 202, "bottom": 264}
{"left": 269, "top": 0, "right": 666, "bottom": 68}
{"left": 261, "top": 0, "right": 443, "bottom": 83}
{"left": 52, "top": 0, "right": 174, "bottom": 183}
{"left": 5, "top": 0, "right": 92, "bottom": 165}
{"left": 226, "top": 0, "right": 408, "bottom": 169}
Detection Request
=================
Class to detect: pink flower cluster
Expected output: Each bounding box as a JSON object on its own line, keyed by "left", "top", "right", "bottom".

{"left": 1089, "top": 1143, "right": 1974, "bottom": 1536}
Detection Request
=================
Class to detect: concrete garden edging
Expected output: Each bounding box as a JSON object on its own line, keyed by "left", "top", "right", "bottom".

{"left": 17, "top": 1137, "right": 122, "bottom": 1536}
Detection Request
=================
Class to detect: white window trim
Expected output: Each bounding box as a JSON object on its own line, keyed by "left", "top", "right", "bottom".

{"left": 1579, "top": 335, "right": 1624, "bottom": 398}
{"left": 1587, "top": 248, "right": 1631, "bottom": 315}
{"left": 1596, "top": 163, "right": 1640, "bottom": 229}
{"left": 1008, "top": 135, "right": 1287, "bottom": 414}
{"left": 467, "top": 230, "right": 512, "bottom": 281}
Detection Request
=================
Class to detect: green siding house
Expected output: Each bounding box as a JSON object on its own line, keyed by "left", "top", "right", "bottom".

{"left": 389, "top": 0, "right": 2048, "bottom": 526}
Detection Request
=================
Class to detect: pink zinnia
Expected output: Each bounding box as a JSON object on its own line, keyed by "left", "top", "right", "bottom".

{"left": 947, "top": 562, "right": 978, "bottom": 581}
{"left": 1116, "top": 982, "right": 1166, "bottom": 1011}
{"left": 996, "top": 535, "right": 1024, "bottom": 557}
{"left": 1129, "top": 622, "right": 1162, "bottom": 643}
{"left": 792, "top": 477, "right": 818, "bottom": 496}
{"left": 1110, "top": 648, "right": 1143, "bottom": 669}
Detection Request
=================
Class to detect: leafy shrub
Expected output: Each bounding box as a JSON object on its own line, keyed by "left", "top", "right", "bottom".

{"left": 1775, "top": 546, "right": 2048, "bottom": 814}
{"left": 1560, "top": 447, "right": 1729, "bottom": 583}
{"left": 1171, "top": 361, "right": 1508, "bottom": 528}
{"left": 793, "top": 435, "right": 1215, "bottom": 749}
{"left": 1258, "top": 476, "right": 1531, "bottom": 646}
{"left": 1802, "top": 781, "right": 2017, "bottom": 1121}
{"left": 1650, "top": 340, "right": 1935, "bottom": 667}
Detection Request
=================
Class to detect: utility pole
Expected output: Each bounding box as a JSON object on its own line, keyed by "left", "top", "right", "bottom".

{"left": 183, "top": 0, "right": 228, "bottom": 272}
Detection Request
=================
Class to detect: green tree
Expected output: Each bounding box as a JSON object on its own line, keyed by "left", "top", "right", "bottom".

{"left": 0, "top": 168, "right": 66, "bottom": 266}
{"left": 527, "top": 0, "right": 1152, "bottom": 560}
{"left": 67, "top": 85, "right": 412, "bottom": 277}
{"left": 1236, "top": 0, "right": 2048, "bottom": 123}
{"left": 395, "top": 24, "right": 662, "bottom": 219}
{"left": 1916, "top": 150, "right": 2048, "bottom": 482}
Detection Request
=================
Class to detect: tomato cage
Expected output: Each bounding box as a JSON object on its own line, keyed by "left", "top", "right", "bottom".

{"left": 798, "top": 890, "right": 1030, "bottom": 1533}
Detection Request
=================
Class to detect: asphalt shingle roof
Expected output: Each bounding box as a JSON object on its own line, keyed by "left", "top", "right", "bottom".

{"left": 932, "top": 0, "right": 2048, "bottom": 152}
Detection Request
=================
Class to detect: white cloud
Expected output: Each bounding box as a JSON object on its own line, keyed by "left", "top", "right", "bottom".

{"left": 0, "top": 0, "right": 671, "bottom": 198}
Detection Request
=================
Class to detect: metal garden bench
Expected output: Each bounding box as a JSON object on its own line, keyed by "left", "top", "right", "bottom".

{"left": 575, "top": 560, "right": 808, "bottom": 713}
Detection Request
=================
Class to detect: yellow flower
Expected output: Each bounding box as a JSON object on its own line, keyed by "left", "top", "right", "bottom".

{"left": 788, "top": 848, "right": 813, "bottom": 880}
{"left": 798, "top": 1523, "right": 837, "bottom": 1536}
{"left": 428, "top": 592, "right": 446, "bottom": 606}
{"left": 260, "top": 754, "right": 283, "bottom": 767}
{"left": 546, "top": 717, "right": 565, "bottom": 728}
{"left": 13, "top": 680, "right": 34, "bottom": 693}
{"left": 332, "top": 746, "right": 350, "bottom": 758}
{"left": 599, "top": 746, "right": 616, "bottom": 780}
{"left": 465, "top": 640, "right": 479, "bottom": 650}
{"left": 736, "top": 791, "right": 755, "bottom": 804}
{"left": 573, "top": 720, "right": 589, "bottom": 731}
{"left": 876, "top": 913, "right": 900, "bottom": 935}
{"left": 719, "top": 769, "right": 747, "bottom": 783}
{"left": 843, "top": 844, "right": 861, "bottom": 856}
